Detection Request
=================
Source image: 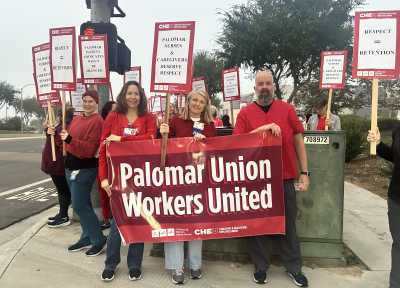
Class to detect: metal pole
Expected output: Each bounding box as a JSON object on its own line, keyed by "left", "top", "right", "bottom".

{"left": 91, "top": 0, "right": 112, "bottom": 111}
{"left": 20, "top": 84, "right": 35, "bottom": 133}
{"left": 20, "top": 87, "right": 23, "bottom": 133}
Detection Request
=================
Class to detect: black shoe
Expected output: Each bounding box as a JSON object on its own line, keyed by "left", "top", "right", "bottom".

{"left": 48, "top": 213, "right": 60, "bottom": 222}
{"left": 68, "top": 243, "right": 91, "bottom": 252}
{"left": 129, "top": 268, "right": 142, "bottom": 280}
{"left": 47, "top": 216, "right": 71, "bottom": 228}
{"left": 286, "top": 271, "right": 308, "bottom": 287}
{"left": 190, "top": 268, "right": 202, "bottom": 279}
{"left": 253, "top": 270, "right": 267, "bottom": 283}
{"left": 100, "top": 219, "right": 111, "bottom": 230}
{"left": 101, "top": 269, "right": 115, "bottom": 281}
{"left": 86, "top": 238, "right": 107, "bottom": 257}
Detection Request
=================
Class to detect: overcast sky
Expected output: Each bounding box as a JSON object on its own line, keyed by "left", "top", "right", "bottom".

{"left": 0, "top": 0, "right": 397, "bottom": 119}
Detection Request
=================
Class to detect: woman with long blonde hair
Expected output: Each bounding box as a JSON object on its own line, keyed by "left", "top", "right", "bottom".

{"left": 159, "top": 89, "right": 216, "bottom": 284}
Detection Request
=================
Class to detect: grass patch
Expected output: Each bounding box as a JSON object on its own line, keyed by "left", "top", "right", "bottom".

{"left": 343, "top": 244, "right": 364, "bottom": 267}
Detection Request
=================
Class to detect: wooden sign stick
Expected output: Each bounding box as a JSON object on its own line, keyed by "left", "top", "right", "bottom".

{"left": 160, "top": 92, "right": 171, "bottom": 171}
{"left": 62, "top": 91, "right": 66, "bottom": 156}
{"left": 230, "top": 101, "right": 235, "bottom": 126}
{"left": 325, "top": 89, "right": 333, "bottom": 131}
{"left": 47, "top": 101, "right": 56, "bottom": 161}
{"left": 179, "top": 93, "right": 183, "bottom": 113}
{"left": 370, "top": 78, "right": 379, "bottom": 155}
{"left": 51, "top": 108, "right": 56, "bottom": 126}
{"left": 42, "top": 107, "right": 49, "bottom": 139}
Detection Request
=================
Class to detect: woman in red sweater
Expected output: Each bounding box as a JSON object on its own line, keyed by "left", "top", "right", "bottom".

{"left": 98, "top": 81, "right": 157, "bottom": 282}
{"left": 160, "top": 88, "right": 216, "bottom": 284}
{"left": 59, "top": 90, "right": 107, "bottom": 257}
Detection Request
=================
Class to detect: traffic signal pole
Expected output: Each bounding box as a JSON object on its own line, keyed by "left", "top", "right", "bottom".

{"left": 90, "top": 0, "right": 112, "bottom": 108}
{"left": 73, "top": 0, "right": 113, "bottom": 223}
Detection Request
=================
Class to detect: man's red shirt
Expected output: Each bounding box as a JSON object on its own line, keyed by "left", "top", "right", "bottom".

{"left": 233, "top": 100, "right": 304, "bottom": 179}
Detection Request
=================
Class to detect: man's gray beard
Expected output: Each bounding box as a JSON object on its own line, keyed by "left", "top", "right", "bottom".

{"left": 257, "top": 92, "right": 273, "bottom": 103}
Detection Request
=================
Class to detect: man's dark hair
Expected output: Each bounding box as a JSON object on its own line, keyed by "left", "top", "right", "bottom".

{"left": 314, "top": 97, "right": 327, "bottom": 108}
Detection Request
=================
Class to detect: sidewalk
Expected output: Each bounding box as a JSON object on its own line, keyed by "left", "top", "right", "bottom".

{"left": 0, "top": 182, "right": 391, "bottom": 288}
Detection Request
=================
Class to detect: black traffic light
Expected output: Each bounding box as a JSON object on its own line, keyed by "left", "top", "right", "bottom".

{"left": 80, "top": 22, "right": 130, "bottom": 75}
{"left": 116, "top": 38, "right": 131, "bottom": 75}
{"left": 80, "top": 22, "right": 118, "bottom": 72}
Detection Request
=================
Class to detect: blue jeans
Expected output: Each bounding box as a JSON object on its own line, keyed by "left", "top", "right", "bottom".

{"left": 164, "top": 240, "right": 202, "bottom": 270}
{"left": 105, "top": 219, "right": 144, "bottom": 270}
{"left": 66, "top": 167, "right": 106, "bottom": 247}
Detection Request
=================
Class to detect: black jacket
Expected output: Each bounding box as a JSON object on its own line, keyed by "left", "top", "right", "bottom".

{"left": 377, "top": 122, "right": 400, "bottom": 204}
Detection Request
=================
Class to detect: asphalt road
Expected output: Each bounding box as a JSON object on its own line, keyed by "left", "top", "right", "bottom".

{"left": 0, "top": 135, "right": 58, "bottom": 229}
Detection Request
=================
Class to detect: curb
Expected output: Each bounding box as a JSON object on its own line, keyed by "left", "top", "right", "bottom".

{"left": 0, "top": 209, "right": 56, "bottom": 278}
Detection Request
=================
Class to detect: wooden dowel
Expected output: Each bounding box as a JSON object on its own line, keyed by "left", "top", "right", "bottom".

{"left": 47, "top": 101, "right": 56, "bottom": 161}
{"left": 62, "top": 91, "right": 66, "bottom": 156}
{"left": 325, "top": 89, "right": 333, "bottom": 131}
{"left": 42, "top": 108, "right": 48, "bottom": 139}
{"left": 230, "top": 101, "right": 234, "bottom": 127}
{"left": 52, "top": 107, "right": 56, "bottom": 126}
{"left": 370, "top": 78, "right": 379, "bottom": 155}
{"left": 160, "top": 93, "right": 171, "bottom": 171}
{"left": 179, "top": 93, "right": 183, "bottom": 114}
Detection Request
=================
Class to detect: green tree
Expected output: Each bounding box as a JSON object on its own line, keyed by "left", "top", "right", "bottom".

{"left": 193, "top": 50, "right": 225, "bottom": 108}
{"left": 357, "top": 78, "right": 400, "bottom": 111}
{"left": 12, "top": 96, "right": 45, "bottom": 125}
{"left": 215, "top": 0, "right": 365, "bottom": 104}
{"left": 0, "top": 81, "right": 19, "bottom": 109}
{"left": 292, "top": 56, "right": 369, "bottom": 115}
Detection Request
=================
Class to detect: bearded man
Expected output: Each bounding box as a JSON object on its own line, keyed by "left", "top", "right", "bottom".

{"left": 233, "top": 71, "right": 310, "bottom": 287}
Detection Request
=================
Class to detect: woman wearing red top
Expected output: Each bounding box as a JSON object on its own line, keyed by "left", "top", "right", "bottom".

{"left": 99, "top": 81, "right": 157, "bottom": 282}
{"left": 59, "top": 90, "right": 107, "bottom": 257}
{"left": 210, "top": 105, "right": 223, "bottom": 127}
{"left": 160, "top": 88, "right": 216, "bottom": 284}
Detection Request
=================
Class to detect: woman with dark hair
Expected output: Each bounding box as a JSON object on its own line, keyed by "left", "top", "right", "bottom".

{"left": 222, "top": 114, "right": 232, "bottom": 128}
{"left": 367, "top": 125, "right": 400, "bottom": 287}
{"left": 308, "top": 97, "right": 341, "bottom": 130}
{"left": 98, "top": 100, "right": 116, "bottom": 230}
{"left": 160, "top": 88, "right": 216, "bottom": 284}
{"left": 100, "top": 101, "right": 116, "bottom": 121}
{"left": 44, "top": 107, "right": 75, "bottom": 227}
{"left": 98, "top": 80, "right": 157, "bottom": 282}
{"left": 59, "top": 90, "right": 107, "bottom": 256}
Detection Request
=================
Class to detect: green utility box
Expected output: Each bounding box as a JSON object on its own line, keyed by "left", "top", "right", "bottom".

{"left": 150, "top": 130, "right": 346, "bottom": 267}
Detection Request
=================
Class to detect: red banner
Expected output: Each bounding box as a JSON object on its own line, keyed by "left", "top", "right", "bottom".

{"left": 150, "top": 21, "right": 195, "bottom": 93}
{"left": 352, "top": 11, "right": 400, "bottom": 79}
{"left": 106, "top": 132, "right": 285, "bottom": 244}
{"left": 49, "top": 26, "right": 77, "bottom": 91}
{"left": 78, "top": 35, "right": 110, "bottom": 85}
{"left": 319, "top": 50, "right": 347, "bottom": 89}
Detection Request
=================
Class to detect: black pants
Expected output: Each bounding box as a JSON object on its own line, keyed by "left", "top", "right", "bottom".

{"left": 388, "top": 197, "right": 400, "bottom": 288}
{"left": 248, "top": 178, "right": 302, "bottom": 274}
{"left": 50, "top": 174, "right": 71, "bottom": 218}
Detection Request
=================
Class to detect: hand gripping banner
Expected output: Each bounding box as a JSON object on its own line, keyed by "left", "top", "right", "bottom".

{"left": 106, "top": 132, "right": 285, "bottom": 243}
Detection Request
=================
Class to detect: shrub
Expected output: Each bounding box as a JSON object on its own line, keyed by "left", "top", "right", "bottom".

{"left": 377, "top": 118, "right": 400, "bottom": 131}
{"left": 339, "top": 115, "right": 367, "bottom": 162}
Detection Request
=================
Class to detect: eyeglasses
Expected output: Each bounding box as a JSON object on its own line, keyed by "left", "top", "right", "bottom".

{"left": 315, "top": 106, "right": 326, "bottom": 112}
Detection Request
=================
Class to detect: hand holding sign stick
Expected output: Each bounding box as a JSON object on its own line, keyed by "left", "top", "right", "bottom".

{"left": 370, "top": 79, "right": 379, "bottom": 155}
{"left": 160, "top": 93, "right": 171, "bottom": 171}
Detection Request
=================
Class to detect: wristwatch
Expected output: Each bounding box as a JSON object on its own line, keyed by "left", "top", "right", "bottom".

{"left": 301, "top": 171, "right": 310, "bottom": 176}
